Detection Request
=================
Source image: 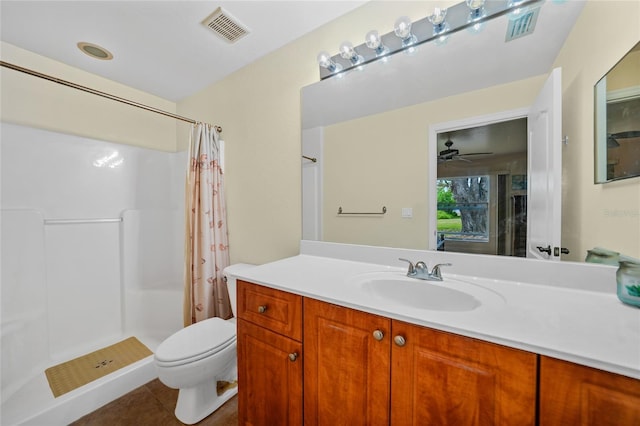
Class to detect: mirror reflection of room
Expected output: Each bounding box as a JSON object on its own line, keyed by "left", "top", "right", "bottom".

{"left": 436, "top": 118, "right": 527, "bottom": 257}
{"left": 301, "top": 0, "right": 639, "bottom": 263}
{"left": 595, "top": 41, "right": 640, "bottom": 182}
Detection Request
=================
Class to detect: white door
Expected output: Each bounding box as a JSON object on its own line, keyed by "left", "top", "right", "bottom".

{"left": 527, "top": 68, "right": 563, "bottom": 260}
{"left": 302, "top": 127, "right": 323, "bottom": 240}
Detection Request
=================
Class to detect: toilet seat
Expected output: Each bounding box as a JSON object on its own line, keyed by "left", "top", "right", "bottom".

{"left": 155, "top": 317, "right": 236, "bottom": 367}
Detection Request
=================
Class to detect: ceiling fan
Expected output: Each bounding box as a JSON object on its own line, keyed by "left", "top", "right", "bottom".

{"left": 438, "top": 137, "right": 493, "bottom": 163}
{"left": 607, "top": 130, "right": 640, "bottom": 148}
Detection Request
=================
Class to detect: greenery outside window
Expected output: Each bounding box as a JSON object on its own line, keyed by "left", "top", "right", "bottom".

{"left": 437, "top": 176, "right": 490, "bottom": 243}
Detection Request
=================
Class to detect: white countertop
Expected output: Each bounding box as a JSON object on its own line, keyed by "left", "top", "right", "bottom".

{"left": 234, "top": 249, "right": 640, "bottom": 380}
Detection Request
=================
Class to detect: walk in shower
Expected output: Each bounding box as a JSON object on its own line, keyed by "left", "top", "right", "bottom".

{"left": 1, "top": 123, "right": 185, "bottom": 425}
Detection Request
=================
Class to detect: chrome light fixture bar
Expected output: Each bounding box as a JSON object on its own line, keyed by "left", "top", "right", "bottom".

{"left": 317, "top": 0, "right": 543, "bottom": 80}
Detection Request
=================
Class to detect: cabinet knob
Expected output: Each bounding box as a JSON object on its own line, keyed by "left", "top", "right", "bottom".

{"left": 394, "top": 335, "right": 406, "bottom": 347}
{"left": 258, "top": 305, "right": 267, "bottom": 313}
{"left": 288, "top": 352, "right": 298, "bottom": 362}
{"left": 372, "top": 330, "right": 384, "bottom": 341}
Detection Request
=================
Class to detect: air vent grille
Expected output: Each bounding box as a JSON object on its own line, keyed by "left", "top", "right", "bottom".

{"left": 505, "top": 7, "right": 540, "bottom": 42}
{"left": 202, "top": 7, "right": 249, "bottom": 43}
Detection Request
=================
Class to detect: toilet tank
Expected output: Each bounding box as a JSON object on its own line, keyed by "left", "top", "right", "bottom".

{"left": 223, "top": 263, "right": 256, "bottom": 317}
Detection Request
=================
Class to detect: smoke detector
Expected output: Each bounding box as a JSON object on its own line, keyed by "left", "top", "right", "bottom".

{"left": 202, "top": 7, "right": 250, "bottom": 43}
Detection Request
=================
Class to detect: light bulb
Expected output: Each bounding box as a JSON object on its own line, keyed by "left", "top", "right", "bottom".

{"left": 339, "top": 41, "right": 362, "bottom": 65}
{"left": 428, "top": 7, "right": 447, "bottom": 26}
{"left": 317, "top": 51, "right": 341, "bottom": 73}
{"left": 394, "top": 16, "right": 417, "bottom": 46}
{"left": 365, "top": 30, "right": 381, "bottom": 49}
{"left": 466, "top": 0, "right": 486, "bottom": 29}
{"left": 428, "top": 7, "right": 448, "bottom": 35}
{"left": 466, "top": 0, "right": 486, "bottom": 20}
{"left": 339, "top": 42, "right": 355, "bottom": 59}
{"left": 466, "top": 0, "right": 485, "bottom": 11}
{"left": 365, "top": 30, "right": 387, "bottom": 56}
{"left": 394, "top": 16, "right": 412, "bottom": 39}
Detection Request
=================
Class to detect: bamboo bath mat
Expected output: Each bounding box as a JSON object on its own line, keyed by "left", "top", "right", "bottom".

{"left": 45, "top": 336, "right": 152, "bottom": 397}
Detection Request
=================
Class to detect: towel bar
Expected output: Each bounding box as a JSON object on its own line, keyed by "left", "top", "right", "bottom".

{"left": 337, "top": 206, "right": 387, "bottom": 215}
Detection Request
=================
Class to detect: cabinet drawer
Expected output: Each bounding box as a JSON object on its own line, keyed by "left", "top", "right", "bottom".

{"left": 237, "top": 280, "right": 302, "bottom": 341}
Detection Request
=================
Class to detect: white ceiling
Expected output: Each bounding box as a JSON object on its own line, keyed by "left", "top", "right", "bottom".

{"left": 0, "top": 0, "right": 367, "bottom": 101}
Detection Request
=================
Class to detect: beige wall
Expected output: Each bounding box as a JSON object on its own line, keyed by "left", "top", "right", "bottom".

{"left": 607, "top": 47, "right": 640, "bottom": 91}
{"left": 177, "top": 1, "right": 438, "bottom": 264}
{"left": 553, "top": 0, "right": 640, "bottom": 261}
{"left": 0, "top": 42, "right": 177, "bottom": 151}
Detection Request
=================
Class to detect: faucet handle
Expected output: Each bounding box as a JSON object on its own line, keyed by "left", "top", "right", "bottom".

{"left": 398, "top": 258, "right": 415, "bottom": 275}
{"left": 414, "top": 261, "right": 428, "bottom": 273}
{"left": 430, "top": 263, "right": 452, "bottom": 280}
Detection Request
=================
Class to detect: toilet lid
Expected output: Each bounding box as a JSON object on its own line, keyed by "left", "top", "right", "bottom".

{"left": 155, "top": 317, "right": 236, "bottom": 364}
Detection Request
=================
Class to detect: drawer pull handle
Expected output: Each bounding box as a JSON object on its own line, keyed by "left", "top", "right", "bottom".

{"left": 372, "top": 330, "right": 384, "bottom": 341}
{"left": 394, "top": 335, "right": 406, "bottom": 347}
{"left": 258, "top": 305, "right": 267, "bottom": 313}
{"left": 288, "top": 352, "right": 298, "bottom": 362}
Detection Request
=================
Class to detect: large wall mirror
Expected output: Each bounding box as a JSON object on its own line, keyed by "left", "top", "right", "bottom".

{"left": 594, "top": 41, "right": 640, "bottom": 183}
{"left": 301, "top": 0, "right": 639, "bottom": 262}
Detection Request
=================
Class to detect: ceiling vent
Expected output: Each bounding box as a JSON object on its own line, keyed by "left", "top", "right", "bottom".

{"left": 202, "top": 7, "right": 250, "bottom": 43}
{"left": 505, "top": 6, "right": 540, "bottom": 42}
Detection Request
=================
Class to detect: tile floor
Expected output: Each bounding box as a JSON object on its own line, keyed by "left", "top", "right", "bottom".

{"left": 70, "top": 379, "right": 238, "bottom": 426}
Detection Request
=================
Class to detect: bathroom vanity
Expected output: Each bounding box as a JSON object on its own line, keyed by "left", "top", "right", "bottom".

{"left": 235, "top": 242, "right": 640, "bottom": 425}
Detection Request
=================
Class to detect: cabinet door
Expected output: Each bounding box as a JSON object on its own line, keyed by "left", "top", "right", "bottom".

{"left": 391, "top": 321, "right": 537, "bottom": 425}
{"left": 540, "top": 356, "right": 640, "bottom": 425}
{"left": 304, "top": 298, "right": 391, "bottom": 426}
{"left": 237, "top": 319, "right": 302, "bottom": 426}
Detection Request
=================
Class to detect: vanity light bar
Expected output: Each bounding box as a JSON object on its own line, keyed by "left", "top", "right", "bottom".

{"left": 318, "top": 0, "right": 544, "bottom": 80}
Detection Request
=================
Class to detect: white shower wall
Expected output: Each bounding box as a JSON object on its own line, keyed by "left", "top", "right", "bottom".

{"left": 0, "top": 122, "right": 185, "bottom": 405}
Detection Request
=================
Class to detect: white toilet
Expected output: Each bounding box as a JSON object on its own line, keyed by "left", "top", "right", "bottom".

{"left": 154, "top": 263, "right": 255, "bottom": 425}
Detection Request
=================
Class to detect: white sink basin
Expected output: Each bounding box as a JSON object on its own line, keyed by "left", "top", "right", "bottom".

{"left": 351, "top": 272, "right": 505, "bottom": 312}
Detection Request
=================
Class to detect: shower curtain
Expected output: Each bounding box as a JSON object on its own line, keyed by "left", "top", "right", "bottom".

{"left": 184, "top": 123, "right": 231, "bottom": 326}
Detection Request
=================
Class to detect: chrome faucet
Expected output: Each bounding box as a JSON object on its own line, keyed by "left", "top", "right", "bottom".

{"left": 398, "top": 258, "right": 452, "bottom": 281}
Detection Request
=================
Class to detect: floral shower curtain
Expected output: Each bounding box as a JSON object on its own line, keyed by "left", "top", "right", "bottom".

{"left": 183, "top": 123, "right": 231, "bottom": 326}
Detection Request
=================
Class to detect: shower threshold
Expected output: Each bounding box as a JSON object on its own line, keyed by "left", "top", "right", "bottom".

{"left": 1, "top": 335, "right": 161, "bottom": 426}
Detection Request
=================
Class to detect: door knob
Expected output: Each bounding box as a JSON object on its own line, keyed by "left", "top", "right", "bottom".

{"left": 393, "top": 335, "right": 406, "bottom": 347}
{"left": 258, "top": 305, "right": 267, "bottom": 313}
{"left": 288, "top": 352, "right": 298, "bottom": 362}
{"left": 537, "top": 245, "right": 552, "bottom": 255}
{"left": 372, "top": 330, "right": 384, "bottom": 341}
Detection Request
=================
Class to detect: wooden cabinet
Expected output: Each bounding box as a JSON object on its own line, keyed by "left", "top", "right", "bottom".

{"left": 391, "top": 320, "right": 537, "bottom": 425}
{"left": 236, "top": 281, "right": 638, "bottom": 425}
{"left": 539, "top": 356, "right": 640, "bottom": 425}
{"left": 237, "top": 280, "right": 303, "bottom": 426}
{"left": 303, "top": 299, "right": 536, "bottom": 425}
{"left": 303, "top": 298, "right": 391, "bottom": 426}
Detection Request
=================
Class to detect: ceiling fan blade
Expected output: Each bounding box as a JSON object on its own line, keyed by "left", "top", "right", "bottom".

{"left": 607, "top": 136, "right": 620, "bottom": 148}
{"left": 457, "top": 152, "right": 494, "bottom": 157}
{"left": 439, "top": 148, "right": 459, "bottom": 156}
{"left": 610, "top": 130, "right": 640, "bottom": 139}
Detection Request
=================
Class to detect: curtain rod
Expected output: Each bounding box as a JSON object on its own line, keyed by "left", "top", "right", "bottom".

{"left": 0, "top": 60, "right": 222, "bottom": 133}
